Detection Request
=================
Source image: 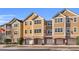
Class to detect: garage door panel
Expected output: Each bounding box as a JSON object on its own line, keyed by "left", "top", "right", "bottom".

{"left": 68, "top": 39, "right": 76, "bottom": 45}
{"left": 46, "top": 39, "right": 54, "bottom": 45}
{"left": 56, "top": 39, "right": 64, "bottom": 45}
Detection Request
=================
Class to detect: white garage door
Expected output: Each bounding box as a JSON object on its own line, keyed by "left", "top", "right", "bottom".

{"left": 46, "top": 39, "right": 54, "bottom": 45}
{"left": 56, "top": 39, "right": 64, "bottom": 45}
{"left": 68, "top": 39, "right": 76, "bottom": 45}
{"left": 26, "top": 39, "right": 33, "bottom": 45}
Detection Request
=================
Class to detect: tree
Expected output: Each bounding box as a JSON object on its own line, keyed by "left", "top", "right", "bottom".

{"left": 18, "top": 38, "right": 24, "bottom": 45}
{"left": 76, "top": 36, "right": 79, "bottom": 45}
{"left": 4, "top": 39, "right": 12, "bottom": 44}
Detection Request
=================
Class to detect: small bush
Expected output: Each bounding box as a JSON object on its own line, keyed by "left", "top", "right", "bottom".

{"left": 76, "top": 36, "right": 79, "bottom": 45}
{"left": 18, "top": 38, "right": 24, "bottom": 45}
{"left": 4, "top": 39, "right": 12, "bottom": 44}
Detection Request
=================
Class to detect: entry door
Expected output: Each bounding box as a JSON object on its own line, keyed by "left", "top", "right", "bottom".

{"left": 34, "top": 39, "right": 38, "bottom": 44}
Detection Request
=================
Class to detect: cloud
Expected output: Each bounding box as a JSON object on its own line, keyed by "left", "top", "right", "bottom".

{"left": 0, "top": 15, "right": 16, "bottom": 25}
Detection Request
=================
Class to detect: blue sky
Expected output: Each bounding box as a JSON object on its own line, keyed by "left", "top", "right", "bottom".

{"left": 0, "top": 8, "right": 79, "bottom": 25}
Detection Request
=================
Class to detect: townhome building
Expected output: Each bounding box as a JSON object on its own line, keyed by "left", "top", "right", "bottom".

{"left": 23, "top": 13, "right": 46, "bottom": 45}
{"left": 52, "top": 9, "right": 79, "bottom": 45}
{"left": 0, "top": 18, "right": 23, "bottom": 43}
{"left": 0, "top": 23, "right": 12, "bottom": 42}
{"left": 44, "top": 20, "right": 53, "bottom": 44}
{"left": 9, "top": 18, "right": 23, "bottom": 43}
{"left": 0, "top": 9, "right": 79, "bottom": 45}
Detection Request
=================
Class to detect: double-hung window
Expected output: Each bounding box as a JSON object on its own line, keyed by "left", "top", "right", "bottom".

{"left": 55, "top": 28, "right": 63, "bottom": 32}
{"left": 74, "top": 17, "right": 77, "bottom": 23}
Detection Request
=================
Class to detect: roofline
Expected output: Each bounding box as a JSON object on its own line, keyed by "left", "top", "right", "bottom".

{"left": 23, "top": 12, "right": 38, "bottom": 21}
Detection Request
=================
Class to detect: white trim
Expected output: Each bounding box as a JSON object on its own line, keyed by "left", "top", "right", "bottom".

{"left": 64, "top": 17, "right": 66, "bottom": 37}
{"left": 52, "top": 19, "right": 54, "bottom": 36}
{"left": 65, "top": 9, "right": 78, "bottom": 16}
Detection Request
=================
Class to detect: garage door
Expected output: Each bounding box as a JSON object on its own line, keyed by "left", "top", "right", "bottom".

{"left": 46, "top": 39, "right": 54, "bottom": 45}
{"left": 26, "top": 39, "right": 33, "bottom": 45}
{"left": 56, "top": 39, "right": 64, "bottom": 45}
{"left": 68, "top": 39, "right": 76, "bottom": 45}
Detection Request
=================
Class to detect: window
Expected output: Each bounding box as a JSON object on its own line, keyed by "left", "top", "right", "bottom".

{"left": 66, "top": 27, "right": 70, "bottom": 32}
{"left": 47, "top": 21, "right": 52, "bottom": 26}
{"left": 55, "top": 28, "right": 57, "bottom": 32}
{"left": 14, "top": 31, "right": 18, "bottom": 35}
{"left": 25, "top": 22, "right": 27, "bottom": 25}
{"left": 25, "top": 30, "right": 27, "bottom": 34}
{"left": 14, "top": 24, "right": 18, "bottom": 27}
{"left": 74, "top": 28, "right": 77, "bottom": 32}
{"left": 55, "top": 28, "right": 63, "bottom": 32}
{"left": 58, "top": 28, "right": 63, "bottom": 32}
{"left": 55, "top": 19, "right": 57, "bottom": 23}
{"left": 30, "top": 30, "right": 32, "bottom": 33}
{"left": 34, "top": 20, "right": 41, "bottom": 24}
{"left": 66, "top": 17, "right": 70, "bottom": 23}
{"left": 47, "top": 29, "right": 52, "bottom": 35}
{"left": 60, "top": 18, "right": 63, "bottom": 22}
{"left": 6, "top": 31, "right": 11, "bottom": 35}
{"left": 74, "top": 17, "right": 77, "bottom": 22}
{"left": 30, "top": 21, "right": 32, "bottom": 25}
{"left": 55, "top": 18, "right": 63, "bottom": 23}
{"left": 6, "top": 25, "right": 11, "bottom": 29}
{"left": 34, "top": 29, "right": 41, "bottom": 33}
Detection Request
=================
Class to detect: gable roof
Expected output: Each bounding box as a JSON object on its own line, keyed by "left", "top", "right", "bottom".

{"left": 9, "top": 18, "right": 23, "bottom": 24}
{"left": 53, "top": 9, "right": 78, "bottom": 19}
{"left": 23, "top": 12, "right": 38, "bottom": 21}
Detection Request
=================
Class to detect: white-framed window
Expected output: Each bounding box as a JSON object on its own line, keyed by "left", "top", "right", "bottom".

{"left": 55, "top": 18, "right": 63, "bottom": 23}
{"left": 25, "top": 22, "right": 27, "bottom": 25}
{"left": 34, "top": 20, "right": 41, "bottom": 24}
{"left": 30, "top": 30, "right": 32, "bottom": 33}
{"left": 66, "top": 27, "right": 70, "bottom": 32}
{"left": 34, "top": 29, "right": 41, "bottom": 33}
{"left": 74, "top": 27, "right": 77, "bottom": 32}
{"left": 66, "top": 16, "right": 70, "bottom": 23}
{"left": 47, "top": 21, "right": 52, "bottom": 26}
{"left": 55, "top": 28, "right": 63, "bottom": 32}
{"left": 25, "top": 30, "right": 27, "bottom": 34}
{"left": 73, "top": 17, "right": 77, "bottom": 23}
{"left": 14, "top": 31, "right": 18, "bottom": 35}
{"left": 14, "top": 24, "right": 18, "bottom": 27}
{"left": 30, "top": 21, "right": 32, "bottom": 25}
{"left": 47, "top": 29, "right": 52, "bottom": 35}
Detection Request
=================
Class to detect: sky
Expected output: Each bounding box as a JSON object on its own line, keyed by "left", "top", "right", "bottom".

{"left": 0, "top": 8, "right": 79, "bottom": 25}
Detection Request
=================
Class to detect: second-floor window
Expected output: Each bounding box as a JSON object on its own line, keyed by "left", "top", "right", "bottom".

{"left": 30, "top": 21, "right": 32, "bottom": 25}
{"left": 14, "top": 31, "right": 18, "bottom": 35}
{"left": 66, "top": 27, "right": 70, "bottom": 32}
{"left": 6, "top": 31, "right": 11, "bottom": 35}
{"left": 30, "top": 30, "right": 32, "bottom": 33}
{"left": 34, "top": 20, "right": 41, "bottom": 24}
{"left": 25, "top": 30, "right": 27, "bottom": 34}
{"left": 74, "top": 27, "right": 77, "bottom": 32}
{"left": 34, "top": 29, "right": 41, "bottom": 33}
{"left": 47, "top": 21, "right": 52, "bottom": 26}
{"left": 47, "top": 29, "right": 52, "bottom": 35}
{"left": 55, "top": 28, "right": 63, "bottom": 32}
{"left": 25, "top": 22, "right": 27, "bottom": 25}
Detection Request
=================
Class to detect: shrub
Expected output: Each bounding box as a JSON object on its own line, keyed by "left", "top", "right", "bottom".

{"left": 76, "top": 36, "right": 79, "bottom": 45}
{"left": 18, "top": 38, "right": 24, "bottom": 45}
{"left": 4, "top": 39, "right": 12, "bottom": 44}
